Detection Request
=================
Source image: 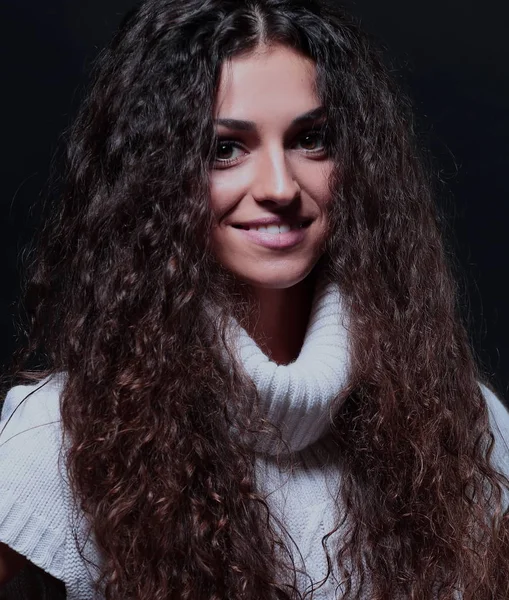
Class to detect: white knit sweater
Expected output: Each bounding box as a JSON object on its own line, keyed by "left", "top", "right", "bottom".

{"left": 1, "top": 283, "right": 509, "bottom": 599}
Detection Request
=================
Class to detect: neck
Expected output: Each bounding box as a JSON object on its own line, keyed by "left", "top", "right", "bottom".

{"left": 244, "top": 274, "right": 316, "bottom": 365}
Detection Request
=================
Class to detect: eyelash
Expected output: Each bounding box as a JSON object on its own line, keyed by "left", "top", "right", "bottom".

{"left": 213, "top": 129, "right": 327, "bottom": 168}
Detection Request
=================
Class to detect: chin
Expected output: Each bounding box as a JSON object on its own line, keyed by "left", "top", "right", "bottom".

{"left": 233, "top": 262, "right": 318, "bottom": 290}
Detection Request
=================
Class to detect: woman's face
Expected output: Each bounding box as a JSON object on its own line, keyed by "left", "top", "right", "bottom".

{"left": 210, "top": 44, "right": 333, "bottom": 290}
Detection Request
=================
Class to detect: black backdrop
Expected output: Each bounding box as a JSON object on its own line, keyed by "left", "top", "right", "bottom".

{"left": 1, "top": 0, "right": 508, "bottom": 397}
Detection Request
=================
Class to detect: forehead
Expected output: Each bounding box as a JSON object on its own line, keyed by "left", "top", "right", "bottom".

{"left": 214, "top": 44, "right": 319, "bottom": 123}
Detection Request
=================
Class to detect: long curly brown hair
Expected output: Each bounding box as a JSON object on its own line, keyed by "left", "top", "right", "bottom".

{"left": 8, "top": 0, "right": 509, "bottom": 598}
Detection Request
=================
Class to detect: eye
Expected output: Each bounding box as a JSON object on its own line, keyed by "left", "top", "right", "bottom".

{"left": 295, "top": 130, "right": 326, "bottom": 153}
{"left": 214, "top": 140, "right": 246, "bottom": 166}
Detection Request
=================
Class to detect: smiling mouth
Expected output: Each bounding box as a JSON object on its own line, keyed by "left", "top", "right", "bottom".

{"left": 231, "top": 221, "right": 311, "bottom": 233}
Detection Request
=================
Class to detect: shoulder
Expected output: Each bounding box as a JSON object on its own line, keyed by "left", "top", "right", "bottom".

{"left": 0, "top": 372, "right": 66, "bottom": 465}
{"left": 478, "top": 381, "right": 509, "bottom": 445}
{"left": 478, "top": 381, "right": 509, "bottom": 483}
{"left": 1, "top": 373, "right": 64, "bottom": 428}
{"left": 0, "top": 374, "right": 67, "bottom": 582}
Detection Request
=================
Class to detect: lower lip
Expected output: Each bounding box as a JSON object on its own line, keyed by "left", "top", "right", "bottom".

{"left": 231, "top": 226, "right": 308, "bottom": 249}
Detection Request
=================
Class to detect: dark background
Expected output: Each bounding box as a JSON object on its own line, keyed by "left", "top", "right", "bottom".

{"left": 1, "top": 0, "right": 508, "bottom": 397}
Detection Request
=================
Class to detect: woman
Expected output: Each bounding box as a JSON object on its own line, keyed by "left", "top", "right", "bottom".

{"left": 1, "top": 0, "right": 508, "bottom": 598}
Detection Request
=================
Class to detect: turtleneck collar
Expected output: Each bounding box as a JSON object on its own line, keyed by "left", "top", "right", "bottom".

{"left": 226, "top": 279, "right": 352, "bottom": 455}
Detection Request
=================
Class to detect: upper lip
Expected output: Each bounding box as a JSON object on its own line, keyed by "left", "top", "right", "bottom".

{"left": 230, "top": 216, "right": 311, "bottom": 228}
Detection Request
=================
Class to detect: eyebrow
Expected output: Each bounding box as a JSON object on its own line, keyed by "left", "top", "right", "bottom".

{"left": 214, "top": 106, "right": 326, "bottom": 132}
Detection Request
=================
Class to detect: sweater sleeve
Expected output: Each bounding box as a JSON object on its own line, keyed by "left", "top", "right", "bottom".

{"left": 0, "top": 375, "right": 67, "bottom": 582}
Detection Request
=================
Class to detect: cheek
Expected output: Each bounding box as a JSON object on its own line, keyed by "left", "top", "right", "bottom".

{"left": 307, "top": 161, "right": 334, "bottom": 207}
{"left": 209, "top": 173, "right": 243, "bottom": 221}
{"left": 210, "top": 222, "right": 223, "bottom": 247}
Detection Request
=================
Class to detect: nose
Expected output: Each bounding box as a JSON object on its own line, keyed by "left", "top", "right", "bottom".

{"left": 251, "top": 146, "right": 301, "bottom": 206}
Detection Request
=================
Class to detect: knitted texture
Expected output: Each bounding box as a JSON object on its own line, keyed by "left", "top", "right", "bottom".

{"left": 227, "top": 280, "right": 352, "bottom": 454}
{"left": 0, "top": 377, "right": 101, "bottom": 600}
{"left": 1, "top": 281, "right": 509, "bottom": 597}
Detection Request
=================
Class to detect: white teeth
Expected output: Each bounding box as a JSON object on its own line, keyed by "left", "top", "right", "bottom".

{"left": 242, "top": 223, "right": 303, "bottom": 233}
